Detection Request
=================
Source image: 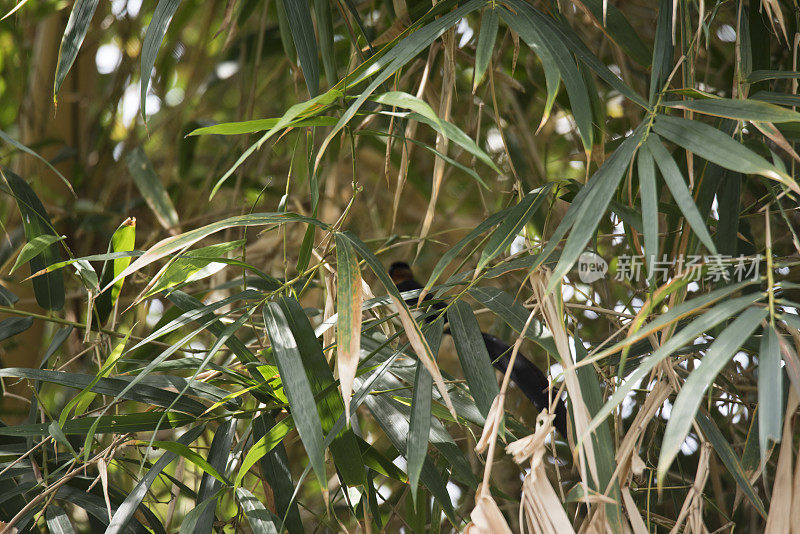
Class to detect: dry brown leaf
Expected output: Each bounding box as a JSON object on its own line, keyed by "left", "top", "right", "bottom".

{"left": 766, "top": 388, "right": 799, "bottom": 533}
{"left": 390, "top": 295, "right": 457, "bottom": 418}
{"left": 465, "top": 483, "right": 514, "bottom": 534}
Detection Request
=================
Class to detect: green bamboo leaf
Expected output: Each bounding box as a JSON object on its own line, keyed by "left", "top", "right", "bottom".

{"left": 359, "top": 375, "right": 456, "bottom": 522}
{"left": 4, "top": 169, "right": 65, "bottom": 311}
{"left": 0, "top": 368, "right": 211, "bottom": 413}
{"left": 751, "top": 91, "right": 800, "bottom": 107}
{"left": 372, "top": 91, "right": 443, "bottom": 130}
{"left": 467, "top": 286, "right": 558, "bottom": 357}
{"left": 275, "top": 0, "right": 297, "bottom": 64}
{"left": 103, "top": 212, "right": 325, "bottom": 292}
{"left": 652, "top": 114, "right": 797, "bottom": 192}
{"left": 747, "top": 70, "right": 800, "bottom": 83}
{"left": 0, "top": 317, "right": 33, "bottom": 343}
{"left": 236, "top": 488, "right": 281, "bottom": 534}
{"left": 423, "top": 206, "right": 514, "bottom": 294}
{"left": 262, "top": 301, "right": 327, "bottom": 491}
{"left": 45, "top": 505, "right": 75, "bottom": 534}
{"left": 408, "top": 319, "right": 443, "bottom": 501}
{"left": 662, "top": 97, "right": 800, "bottom": 123}
{"left": 478, "top": 185, "right": 552, "bottom": 272}
{"left": 649, "top": 0, "right": 673, "bottom": 102}
{"left": 0, "top": 412, "right": 195, "bottom": 437}
{"left": 141, "top": 0, "right": 182, "bottom": 121}
{"left": 645, "top": 135, "right": 717, "bottom": 254}
{"left": 54, "top": 0, "right": 99, "bottom": 97}
{"left": 694, "top": 411, "right": 767, "bottom": 519}
{"left": 578, "top": 0, "right": 650, "bottom": 66}
{"left": 251, "top": 413, "right": 303, "bottom": 534}
{"left": 506, "top": 0, "right": 647, "bottom": 109}
{"left": 179, "top": 491, "right": 224, "bottom": 534}
{"left": 61, "top": 333, "right": 130, "bottom": 422}
{"left": 278, "top": 296, "right": 366, "bottom": 486}
{"left": 574, "top": 337, "right": 624, "bottom": 532}
{"left": 447, "top": 301, "right": 500, "bottom": 417}
{"left": 501, "top": 1, "right": 593, "bottom": 150}
{"left": 658, "top": 307, "right": 766, "bottom": 483}
{"left": 212, "top": 90, "right": 341, "bottom": 198}
{"left": 473, "top": 7, "right": 498, "bottom": 90}
{"left": 0, "top": 285, "right": 18, "bottom": 306}
{"left": 0, "top": 130, "right": 75, "bottom": 196}
{"left": 636, "top": 146, "right": 659, "bottom": 281}
{"left": 106, "top": 425, "right": 204, "bottom": 534}
{"left": 48, "top": 420, "right": 78, "bottom": 458}
{"left": 145, "top": 439, "right": 230, "bottom": 485}
{"left": 282, "top": 0, "right": 319, "bottom": 97}
{"left": 142, "top": 240, "right": 244, "bottom": 300}
{"left": 316, "top": 0, "right": 485, "bottom": 165}
{"left": 187, "top": 116, "right": 338, "bottom": 136}
{"left": 758, "top": 325, "right": 782, "bottom": 460}
{"left": 314, "top": 0, "right": 337, "bottom": 88}
{"left": 585, "top": 291, "right": 762, "bottom": 438}
{"left": 96, "top": 217, "right": 137, "bottom": 324}
{"left": 548, "top": 129, "right": 642, "bottom": 291}
{"left": 235, "top": 416, "right": 294, "bottom": 488}
{"left": 402, "top": 111, "right": 500, "bottom": 174}
{"left": 126, "top": 147, "right": 180, "bottom": 232}
{"left": 498, "top": 6, "right": 559, "bottom": 128}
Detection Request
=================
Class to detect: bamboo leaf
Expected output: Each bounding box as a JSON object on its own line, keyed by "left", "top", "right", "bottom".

{"left": 4, "top": 169, "right": 65, "bottom": 311}
{"left": 0, "top": 130, "right": 75, "bottom": 196}
{"left": 126, "top": 147, "right": 180, "bottom": 232}
{"left": 281, "top": 0, "right": 320, "bottom": 97}
{"left": 262, "top": 301, "right": 328, "bottom": 491}
{"left": 316, "top": 0, "right": 486, "bottom": 165}
{"left": 645, "top": 135, "right": 717, "bottom": 254}
{"left": 758, "top": 325, "right": 782, "bottom": 460}
{"left": 423, "top": 206, "right": 513, "bottom": 294}
{"left": 473, "top": 7, "right": 498, "bottom": 90}
{"left": 652, "top": 114, "right": 798, "bottom": 192}
{"left": 211, "top": 90, "right": 341, "bottom": 198}
{"left": 314, "top": 0, "right": 337, "bottom": 88}
{"left": 141, "top": 0, "right": 182, "bottom": 121}
{"left": 340, "top": 231, "right": 457, "bottom": 418}
{"left": 236, "top": 488, "right": 281, "bottom": 534}
{"left": 548, "top": 129, "right": 642, "bottom": 291}
{"left": 478, "top": 185, "right": 552, "bottom": 272}
{"left": 408, "top": 319, "right": 443, "bottom": 501}
{"left": 335, "top": 234, "right": 362, "bottom": 421}
{"left": 145, "top": 439, "right": 230, "bottom": 485}
{"left": 694, "top": 411, "right": 767, "bottom": 519}
{"left": 658, "top": 307, "right": 766, "bottom": 483}
{"left": 662, "top": 97, "right": 800, "bottom": 123}
{"left": 45, "top": 505, "right": 75, "bottom": 534}
{"left": 636, "top": 146, "right": 659, "bottom": 281}
{"left": 501, "top": 1, "right": 593, "bottom": 149}
{"left": 106, "top": 425, "right": 204, "bottom": 534}
{"left": 103, "top": 212, "right": 325, "bottom": 292}
{"left": 447, "top": 301, "right": 500, "bottom": 417}
{"left": 54, "top": 0, "right": 99, "bottom": 97}
{"left": 96, "top": 217, "right": 137, "bottom": 324}
{"left": 194, "top": 418, "right": 236, "bottom": 529}
{"left": 586, "top": 291, "right": 762, "bottom": 437}
{"left": 0, "top": 317, "right": 32, "bottom": 343}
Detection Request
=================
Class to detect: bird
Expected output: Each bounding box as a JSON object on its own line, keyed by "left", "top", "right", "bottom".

{"left": 388, "top": 261, "right": 569, "bottom": 437}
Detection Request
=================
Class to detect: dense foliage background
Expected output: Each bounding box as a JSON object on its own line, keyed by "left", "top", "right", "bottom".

{"left": 1, "top": 0, "right": 799, "bottom": 531}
